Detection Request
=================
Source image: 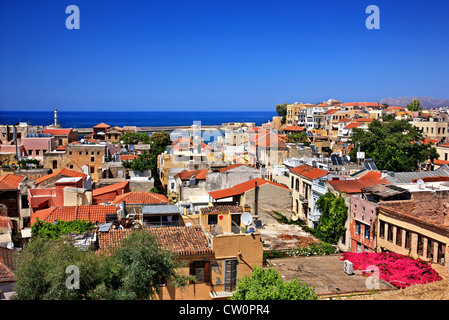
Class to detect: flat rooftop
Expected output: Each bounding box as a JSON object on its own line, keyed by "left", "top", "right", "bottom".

{"left": 267, "top": 254, "right": 395, "bottom": 297}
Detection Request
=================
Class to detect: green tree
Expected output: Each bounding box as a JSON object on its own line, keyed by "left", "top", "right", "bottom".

{"left": 13, "top": 230, "right": 190, "bottom": 300}
{"left": 230, "top": 266, "right": 317, "bottom": 300}
{"left": 122, "top": 131, "right": 172, "bottom": 177}
{"left": 285, "top": 132, "right": 309, "bottom": 145}
{"left": 315, "top": 192, "right": 348, "bottom": 245}
{"left": 120, "top": 132, "right": 151, "bottom": 145}
{"left": 111, "top": 230, "right": 192, "bottom": 299}
{"left": 31, "top": 218, "right": 96, "bottom": 240}
{"left": 275, "top": 103, "right": 289, "bottom": 124}
{"left": 349, "top": 118, "right": 439, "bottom": 172}
{"left": 407, "top": 99, "right": 422, "bottom": 112}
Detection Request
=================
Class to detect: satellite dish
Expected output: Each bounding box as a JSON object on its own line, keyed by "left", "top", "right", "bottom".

{"left": 185, "top": 222, "right": 192, "bottom": 227}
{"left": 80, "top": 139, "right": 84, "bottom": 143}
{"left": 416, "top": 179, "right": 424, "bottom": 185}
{"left": 241, "top": 212, "right": 253, "bottom": 226}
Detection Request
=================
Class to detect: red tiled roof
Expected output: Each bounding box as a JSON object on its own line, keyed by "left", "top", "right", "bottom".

{"left": 0, "top": 216, "right": 13, "bottom": 229}
{"left": 35, "top": 168, "right": 86, "bottom": 185}
{"left": 93, "top": 123, "right": 111, "bottom": 128}
{"left": 111, "top": 192, "right": 170, "bottom": 204}
{"left": 43, "top": 128, "right": 72, "bottom": 135}
{"left": 290, "top": 164, "right": 329, "bottom": 180}
{"left": 341, "top": 102, "right": 380, "bottom": 107}
{"left": 92, "top": 181, "right": 130, "bottom": 197}
{"left": 96, "top": 227, "right": 214, "bottom": 256}
{"left": 209, "top": 178, "right": 289, "bottom": 200}
{"left": 0, "top": 174, "right": 25, "bottom": 190}
{"left": 411, "top": 176, "right": 449, "bottom": 183}
{"left": 219, "top": 164, "right": 245, "bottom": 172}
{"left": 431, "top": 159, "right": 449, "bottom": 166}
{"left": 380, "top": 200, "right": 449, "bottom": 232}
{"left": 326, "top": 109, "right": 340, "bottom": 115}
{"left": 358, "top": 171, "right": 382, "bottom": 180}
{"left": 282, "top": 126, "right": 306, "bottom": 132}
{"left": 328, "top": 178, "right": 390, "bottom": 194}
{"left": 149, "top": 226, "right": 214, "bottom": 256}
{"left": 174, "top": 169, "right": 208, "bottom": 181}
{"left": 32, "top": 205, "right": 117, "bottom": 224}
{"left": 344, "top": 122, "right": 362, "bottom": 129}
{"left": 353, "top": 118, "right": 374, "bottom": 122}
{"left": 0, "top": 261, "right": 15, "bottom": 283}
{"left": 119, "top": 154, "right": 139, "bottom": 161}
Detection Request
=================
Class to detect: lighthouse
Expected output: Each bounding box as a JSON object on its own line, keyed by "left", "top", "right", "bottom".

{"left": 54, "top": 107, "right": 59, "bottom": 127}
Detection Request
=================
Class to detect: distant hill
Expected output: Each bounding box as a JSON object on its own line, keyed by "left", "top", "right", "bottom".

{"left": 380, "top": 97, "right": 449, "bottom": 109}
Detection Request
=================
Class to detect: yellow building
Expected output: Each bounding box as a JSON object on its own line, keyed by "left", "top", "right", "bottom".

{"left": 377, "top": 193, "right": 449, "bottom": 278}
{"left": 97, "top": 205, "right": 263, "bottom": 300}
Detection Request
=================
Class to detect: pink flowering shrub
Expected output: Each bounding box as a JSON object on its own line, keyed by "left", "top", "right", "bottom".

{"left": 341, "top": 252, "right": 442, "bottom": 288}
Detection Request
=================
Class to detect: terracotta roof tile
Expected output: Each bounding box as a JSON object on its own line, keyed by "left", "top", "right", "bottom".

{"left": 32, "top": 205, "right": 117, "bottom": 224}
{"left": 174, "top": 169, "right": 208, "bottom": 181}
{"left": 93, "top": 123, "right": 111, "bottom": 128}
{"left": 96, "top": 226, "right": 214, "bottom": 256}
{"left": 0, "top": 174, "right": 25, "bottom": 190}
{"left": 328, "top": 178, "right": 390, "bottom": 194}
{"left": 92, "top": 181, "right": 130, "bottom": 197}
{"left": 282, "top": 126, "right": 306, "bottom": 132}
{"left": 290, "top": 164, "right": 329, "bottom": 180}
{"left": 0, "top": 261, "right": 15, "bottom": 283}
{"left": 111, "top": 192, "right": 170, "bottom": 204}
{"left": 208, "top": 178, "right": 289, "bottom": 200}
{"left": 35, "top": 168, "right": 86, "bottom": 185}
{"left": 43, "top": 128, "right": 72, "bottom": 135}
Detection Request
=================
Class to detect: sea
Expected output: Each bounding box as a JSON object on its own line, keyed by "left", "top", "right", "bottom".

{"left": 0, "top": 111, "right": 277, "bottom": 128}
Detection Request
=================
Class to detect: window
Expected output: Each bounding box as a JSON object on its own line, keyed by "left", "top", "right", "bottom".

{"left": 405, "top": 230, "right": 412, "bottom": 250}
{"left": 437, "top": 242, "right": 446, "bottom": 265}
{"left": 295, "top": 179, "right": 299, "bottom": 192}
{"left": 90, "top": 166, "right": 95, "bottom": 174}
{"left": 91, "top": 156, "right": 95, "bottom": 162}
{"left": 396, "top": 227, "right": 403, "bottom": 247}
{"left": 69, "top": 164, "right": 74, "bottom": 169}
{"left": 356, "top": 221, "right": 361, "bottom": 235}
{"left": 21, "top": 195, "right": 29, "bottom": 209}
{"left": 208, "top": 214, "right": 218, "bottom": 225}
{"left": 189, "top": 261, "right": 210, "bottom": 283}
{"left": 417, "top": 234, "right": 424, "bottom": 256}
{"left": 379, "top": 220, "right": 385, "bottom": 238}
{"left": 91, "top": 151, "right": 94, "bottom": 155}
{"left": 364, "top": 225, "right": 370, "bottom": 240}
{"left": 35, "top": 150, "right": 40, "bottom": 155}
{"left": 291, "top": 176, "right": 294, "bottom": 189}
{"left": 69, "top": 151, "right": 72, "bottom": 155}
{"left": 387, "top": 223, "right": 394, "bottom": 242}
{"left": 52, "top": 160, "right": 58, "bottom": 169}
{"left": 79, "top": 151, "right": 82, "bottom": 155}
{"left": 427, "top": 239, "right": 434, "bottom": 260}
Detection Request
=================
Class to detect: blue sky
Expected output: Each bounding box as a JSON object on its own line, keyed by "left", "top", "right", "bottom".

{"left": 0, "top": 0, "right": 448, "bottom": 112}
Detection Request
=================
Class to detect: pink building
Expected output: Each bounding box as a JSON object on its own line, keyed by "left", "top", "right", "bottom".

{"left": 349, "top": 196, "right": 378, "bottom": 253}
{"left": 21, "top": 135, "right": 55, "bottom": 159}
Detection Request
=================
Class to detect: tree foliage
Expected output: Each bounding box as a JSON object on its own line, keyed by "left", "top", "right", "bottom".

{"left": 230, "top": 266, "right": 317, "bottom": 300}
{"left": 315, "top": 192, "right": 348, "bottom": 245}
{"left": 349, "top": 118, "right": 439, "bottom": 172}
{"left": 31, "top": 218, "right": 96, "bottom": 240}
{"left": 285, "top": 132, "right": 309, "bottom": 145}
{"left": 13, "top": 230, "right": 190, "bottom": 300}
{"left": 120, "top": 132, "right": 151, "bottom": 145}
{"left": 407, "top": 99, "right": 422, "bottom": 112}
{"left": 122, "top": 131, "right": 171, "bottom": 176}
{"left": 275, "top": 103, "right": 289, "bottom": 124}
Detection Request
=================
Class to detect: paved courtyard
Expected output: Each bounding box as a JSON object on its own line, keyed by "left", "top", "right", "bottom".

{"left": 267, "top": 254, "right": 396, "bottom": 297}
{"left": 257, "top": 222, "right": 317, "bottom": 251}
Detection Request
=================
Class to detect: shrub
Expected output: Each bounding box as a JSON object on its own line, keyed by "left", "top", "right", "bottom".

{"left": 341, "top": 252, "right": 442, "bottom": 288}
